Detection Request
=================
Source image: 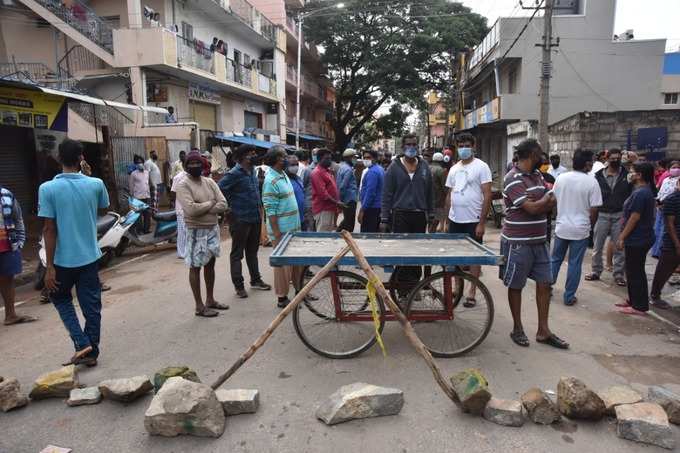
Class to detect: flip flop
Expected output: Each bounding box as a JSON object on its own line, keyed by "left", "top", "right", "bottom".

{"left": 614, "top": 300, "right": 631, "bottom": 308}
{"left": 619, "top": 306, "right": 647, "bottom": 316}
{"left": 510, "top": 330, "right": 530, "bottom": 347}
{"left": 195, "top": 308, "right": 219, "bottom": 317}
{"left": 3, "top": 315, "right": 38, "bottom": 326}
{"left": 615, "top": 278, "right": 627, "bottom": 287}
{"left": 650, "top": 299, "right": 672, "bottom": 310}
{"left": 62, "top": 345, "right": 94, "bottom": 366}
{"left": 206, "top": 302, "right": 230, "bottom": 310}
{"left": 536, "top": 333, "right": 570, "bottom": 349}
{"left": 584, "top": 273, "right": 600, "bottom": 281}
{"left": 463, "top": 297, "right": 477, "bottom": 308}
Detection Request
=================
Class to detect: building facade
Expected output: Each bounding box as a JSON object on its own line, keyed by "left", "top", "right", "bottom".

{"left": 456, "top": 0, "right": 666, "bottom": 181}
{"left": 662, "top": 52, "right": 680, "bottom": 109}
{"left": 425, "top": 91, "right": 455, "bottom": 150}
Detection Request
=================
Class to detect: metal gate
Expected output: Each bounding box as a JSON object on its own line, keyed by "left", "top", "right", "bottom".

{"left": 111, "top": 136, "right": 145, "bottom": 209}
{"left": 167, "top": 140, "right": 191, "bottom": 164}
{"left": 0, "top": 126, "right": 35, "bottom": 212}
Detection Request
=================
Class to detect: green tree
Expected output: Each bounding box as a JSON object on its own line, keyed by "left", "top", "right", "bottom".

{"left": 303, "top": 0, "right": 487, "bottom": 150}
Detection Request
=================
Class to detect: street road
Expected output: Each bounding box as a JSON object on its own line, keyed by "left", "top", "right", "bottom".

{"left": 2, "top": 230, "right": 680, "bottom": 453}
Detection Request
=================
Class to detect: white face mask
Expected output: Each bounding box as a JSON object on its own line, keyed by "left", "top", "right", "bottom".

{"left": 363, "top": 159, "right": 373, "bottom": 167}
{"left": 287, "top": 165, "right": 299, "bottom": 174}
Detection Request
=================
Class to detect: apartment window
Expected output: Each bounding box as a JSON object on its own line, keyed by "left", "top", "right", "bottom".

{"left": 508, "top": 69, "right": 518, "bottom": 94}
{"left": 664, "top": 93, "right": 679, "bottom": 105}
{"left": 181, "top": 21, "right": 193, "bottom": 40}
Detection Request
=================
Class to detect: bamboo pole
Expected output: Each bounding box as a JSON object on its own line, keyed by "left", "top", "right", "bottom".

{"left": 339, "top": 231, "right": 461, "bottom": 406}
{"left": 211, "top": 244, "right": 352, "bottom": 390}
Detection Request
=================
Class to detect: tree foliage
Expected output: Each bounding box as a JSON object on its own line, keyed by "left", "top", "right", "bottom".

{"left": 303, "top": 0, "right": 487, "bottom": 150}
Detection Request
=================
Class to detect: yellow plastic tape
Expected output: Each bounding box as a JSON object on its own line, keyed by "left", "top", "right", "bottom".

{"left": 366, "top": 276, "right": 387, "bottom": 357}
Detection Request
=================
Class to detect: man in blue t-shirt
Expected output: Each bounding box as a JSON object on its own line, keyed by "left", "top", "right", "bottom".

{"left": 38, "top": 139, "right": 109, "bottom": 367}
{"left": 650, "top": 177, "right": 680, "bottom": 307}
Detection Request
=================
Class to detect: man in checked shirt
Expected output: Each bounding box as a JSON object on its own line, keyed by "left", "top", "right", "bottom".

{"left": 499, "top": 139, "right": 569, "bottom": 350}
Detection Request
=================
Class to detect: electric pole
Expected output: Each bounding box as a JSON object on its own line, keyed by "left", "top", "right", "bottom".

{"left": 538, "top": 0, "right": 555, "bottom": 151}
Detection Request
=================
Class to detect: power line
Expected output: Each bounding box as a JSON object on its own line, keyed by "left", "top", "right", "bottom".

{"left": 557, "top": 48, "right": 620, "bottom": 110}
{"left": 496, "top": 0, "right": 544, "bottom": 67}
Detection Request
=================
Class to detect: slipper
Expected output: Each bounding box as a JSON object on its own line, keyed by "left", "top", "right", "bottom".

{"left": 536, "top": 333, "right": 570, "bottom": 349}
{"left": 650, "top": 299, "right": 672, "bottom": 310}
{"left": 584, "top": 273, "right": 600, "bottom": 281}
{"left": 614, "top": 300, "right": 631, "bottom": 308}
{"left": 463, "top": 297, "right": 477, "bottom": 308}
{"left": 619, "top": 306, "right": 647, "bottom": 316}
{"left": 510, "top": 330, "right": 530, "bottom": 347}
{"left": 62, "top": 345, "right": 93, "bottom": 366}
{"left": 206, "top": 302, "right": 230, "bottom": 310}
{"left": 564, "top": 297, "right": 577, "bottom": 306}
{"left": 615, "top": 278, "right": 627, "bottom": 287}
{"left": 195, "top": 308, "right": 219, "bottom": 317}
{"left": 3, "top": 315, "right": 38, "bottom": 326}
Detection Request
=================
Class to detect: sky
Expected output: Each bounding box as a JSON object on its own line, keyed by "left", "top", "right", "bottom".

{"left": 462, "top": 0, "right": 680, "bottom": 52}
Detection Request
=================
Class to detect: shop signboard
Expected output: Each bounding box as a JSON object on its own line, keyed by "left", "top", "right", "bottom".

{"left": 0, "top": 86, "right": 67, "bottom": 131}
{"left": 188, "top": 83, "right": 221, "bottom": 105}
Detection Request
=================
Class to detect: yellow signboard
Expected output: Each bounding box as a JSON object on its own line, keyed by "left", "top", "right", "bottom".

{"left": 0, "top": 87, "right": 66, "bottom": 129}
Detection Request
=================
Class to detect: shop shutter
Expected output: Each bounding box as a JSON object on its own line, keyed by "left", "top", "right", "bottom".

{"left": 190, "top": 101, "right": 216, "bottom": 132}
{"left": 0, "top": 126, "right": 35, "bottom": 213}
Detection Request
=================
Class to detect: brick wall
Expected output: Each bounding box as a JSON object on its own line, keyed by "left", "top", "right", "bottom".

{"left": 549, "top": 109, "right": 680, "bottom": 168}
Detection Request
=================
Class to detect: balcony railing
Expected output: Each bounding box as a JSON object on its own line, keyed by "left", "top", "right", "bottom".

{"left": 0, "top": 62, "right": 79, "bottom": 92}
{"left": 468, "top": 20, "right": 499, "bottom": 70}
{"left": 177, "top": 36, "right": 215, "bottom": 74}
{"left": 211, "top": 0, "right": 276, "bottom": 42}
{"left": 226, "top": 59, "right": 276, "bottom": 96}
{"left": 286, "top": 117, "right": 325, "bottom": 137}
{"left": 34, "top": 0, "right": 114, "bottom": 53}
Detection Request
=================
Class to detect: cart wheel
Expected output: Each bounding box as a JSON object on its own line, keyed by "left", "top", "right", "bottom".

{"left": 406, "top": 271, "right": 494, "bottom": 358}
{"left": 293, "top": 270, "right": 385, "bottom": 359}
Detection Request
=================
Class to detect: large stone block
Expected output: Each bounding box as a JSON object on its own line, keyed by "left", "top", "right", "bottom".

{"left": 598, "top": 386, "right": 642, "bottom": 416}
{"left": 153, "top": 366, "right": 200, "bottom": 393}
{"left": 316, "top": 382, "right": 404, "bottom": 425}
{"left": 483, "top": 398, "right": 526, "bottom": 427}
{"left": 0, "top": 378, "right": 28, "bottom": 412}
{"left": 144, "top": 377, "right": 226, "bottom": 438}
{"left": 647, "top": 386, "right": 680, "bottom": 425}
{"left": 67, "top": 387, "right": 102, "bottom": 407}
{"left": 215, "top": 389, "right": 259, "bottom": 415}
{"left": 99, "top": 376, "right": 153, "bottom": 403}
{"left": 449, "top": 369, "right": 491, "bottom": 415}
{"left": 521, "top": 388, "right": 561, "bottom": 425}
{"left": 616, "top": 402, "right": 675, "bottom": 450}
{"left": 29, "top": 366, "right": 78, "bottom": 400}
{"left": 557, "top": 377, "right": 605, "bottom": 420}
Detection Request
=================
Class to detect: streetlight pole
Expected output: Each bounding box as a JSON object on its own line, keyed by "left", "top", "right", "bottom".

{"left": 295, "top": 3, "right": 345, "bottom": 150}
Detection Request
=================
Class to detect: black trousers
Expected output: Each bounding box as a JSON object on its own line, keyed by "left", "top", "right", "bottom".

{"left": 360, "top": 208, "right": 381, "bottom": 233}
{"left": 392, "top": 210, "right": 428, "bottom": 297}
{"left": 651, "top": 248, "right": 680, "bottom": 299}
{"left": 229, "top": 220, "right": 262, "bottom": 290}
{"left": 624, "top": 242, "right": 652, "bottom": 311}
{"left": 337, "top": 202, "right": 357, "bottom": 233}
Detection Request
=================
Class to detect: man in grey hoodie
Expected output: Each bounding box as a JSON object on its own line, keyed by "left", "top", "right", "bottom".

{"left": 380, "top": 133, "right": 434, "bottom": 297}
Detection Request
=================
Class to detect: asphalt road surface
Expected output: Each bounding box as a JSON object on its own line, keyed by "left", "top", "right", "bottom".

{"left": 2, "top": 231, "right": 680, "bottom": 453}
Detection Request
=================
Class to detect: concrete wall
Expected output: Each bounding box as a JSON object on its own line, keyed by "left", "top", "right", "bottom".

{"left": 467, "top": 0, "right": 665, "bottom": 125}
{"left": 0, "top": 10, "right": 67, "bottom": 67}
{"left": 549, "top": 110, "right": 680, "bottom": 168}
{"left": 248, "top": 0, "right": 286, "bottom": 25}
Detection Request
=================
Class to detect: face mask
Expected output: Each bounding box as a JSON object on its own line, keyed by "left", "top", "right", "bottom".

{"left": 312, "top": 154, "right": 319, "bottom": 164}
{"left": 282, "top": 158, "right": 289, "bottom": 170}
{"left": 670, "top": 168, "right": 680, "bottom": 178}
{"left": 136, "top": 163, "right": 144, "bottom": 171}
{"left": 404, "top": 146, "right": 418, "bottom": 159}
{"left": 287, "top": 165, "right": 299, "bottom": 174}
{"left": 363, "top": 159, "right": 373, "bottom": 168}
{"left": 351, "top": 158, "right": 357, "bottom": 166}
{"left": 627, "top": 173, "right": 636, "bottom": 184}
{"left": 151, "top": 155, "right": 157, "bottom": 161}
{"left": 457, "top": 147, "right": 473, "bottom": 160}
{"left": 551, "top": 161, "right": 559, "bottom": 169}
{"left": 187, "top": 166, "right": 202, "bottom": 177}
{"left": 320, "top": 158, "right": 332, "bottom": 168}
{"left": 539, "top": 164, "right": 550, "bottom": 173}
{"left": 609, "top": 160, "right": 621, "bottom": 168}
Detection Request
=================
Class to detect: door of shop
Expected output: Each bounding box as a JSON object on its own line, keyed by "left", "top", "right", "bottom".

{"left": 0, "top": 126, "right": 36, "bottom": 212}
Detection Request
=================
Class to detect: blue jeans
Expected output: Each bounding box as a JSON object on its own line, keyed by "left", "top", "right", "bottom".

{"left": 651, "top": 209, "right": 665, "bottom": 258}
{"left": 50, "top": 262, "right": 102, "bottom": 358}
{"left": 551, "top": 237, "right": 589, "bottom": 303}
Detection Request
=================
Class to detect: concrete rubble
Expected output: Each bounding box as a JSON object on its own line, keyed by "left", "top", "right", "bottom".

{"left": 482, "top": 398, "right": 526, "bottom": 427}
{"left": 615, "top": 402, "right": 675, "bottom": 450}
{"left": 598, "top": 385, "right": 643, "bottom": 416}
{"left": 144, "top": 377, "right": 226, "bottom": 438}
{"left": 153, "top": 366, "right": 200, "bottom": 393}
{"left": 556, "top": 377, "right": 605, "bottom": 420}
{"left": 647, "top": 386, "right": 680, "bottom": 425}
{"left": 316, "top": 382, "right": 404, "bottom": 425}
{"left": 0, "top": 378, "right": 29, "bottom": 412}
{"left": 29, "top": 366, "right": 78, "bottom": 400}
{"left": 521, "top": 388, "right": 561, "bottom": 425}
{"left": 449, "top": 369, "right": 491, "bottom": 415}
{"left": 99, "top": 376, "right": 153, "bottom": 403}
{"left": 215, "top": 389, "right": 260, "bottom": 415}
{"left": 67, "top": 387, "right": 102, "bottom": 407}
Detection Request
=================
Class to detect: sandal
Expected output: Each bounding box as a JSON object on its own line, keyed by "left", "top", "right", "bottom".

{"left": 615, "top": 278, "right": 626, "bottom": 287}
{"left": 614, "top": 299, "right": 631, "bottom": 308}
{"left": 463, "top": 297, "right": 477, "bottom": 308}
{"left": 584, "top": 273, "right": 600, "bottom": 281}
{"left": 195, "top": 308, "right": 219, "bottom": 317}
{"left": 3, "top": 315, "right": 38, "bottom": 326}
{"left": 206, "top": 302, "right": 230, "bottom": 310}
{"left": 510, "top": 330, "right": 530, "bottom": 347}
{"left": 619, "top": 306, "right": 647, "bottom": 316}
{"left": 62, "top": 345, "right": 94, "bottom": 366}
{"left": 650, "top": 299, "right": 671, "bottom": 310}
{"left": 536, "top": 333, "right": 570, "bottom": 349}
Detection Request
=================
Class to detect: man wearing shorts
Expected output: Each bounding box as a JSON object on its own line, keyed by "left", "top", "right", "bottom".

{"left": 175, "top": 151, "right": 228, "bottom": 318}
{"left": 441, "top": 133, "right": 492, "bottom": 307}
{"left": 500, "top": 139, "right": 569, "bottom": 349}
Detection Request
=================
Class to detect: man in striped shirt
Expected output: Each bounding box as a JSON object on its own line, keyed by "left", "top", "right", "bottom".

{"left": 499, "top": 139, "right": 569, "bottom": 350}
{"left": 263, "top": 146, "right": 302, "bottom": 308}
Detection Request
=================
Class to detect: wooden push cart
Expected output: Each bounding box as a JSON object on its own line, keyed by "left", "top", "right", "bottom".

{"left": 270, "top": 232, "right": 503, "bottom": 360}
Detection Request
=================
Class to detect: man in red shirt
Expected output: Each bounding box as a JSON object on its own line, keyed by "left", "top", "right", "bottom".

{"left": 311, "top": 149, "right": 345, "bottom": 231}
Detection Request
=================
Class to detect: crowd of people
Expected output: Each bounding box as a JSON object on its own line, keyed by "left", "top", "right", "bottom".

{"left": 1, "top": 134, "right": 679, "bottom": 367}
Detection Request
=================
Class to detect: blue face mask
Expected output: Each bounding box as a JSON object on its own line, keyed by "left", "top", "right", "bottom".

{"left": 404, "top": 146, "right": 418, "bottom": 158}
{"left": 457, "top": 147, "right": 473, "bottom": 160}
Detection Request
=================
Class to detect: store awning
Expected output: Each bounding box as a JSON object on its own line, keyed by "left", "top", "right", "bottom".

{"left": 213, "top": 133, "right": 284, "bottom": 150}
{"left": 286, "top": 130, "right": 327, "bottom": 142}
